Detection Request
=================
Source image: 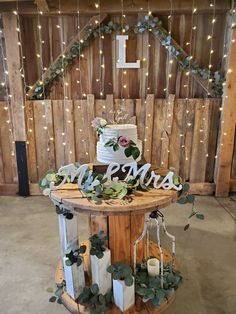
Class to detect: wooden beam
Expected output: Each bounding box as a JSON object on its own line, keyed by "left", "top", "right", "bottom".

{"left": 35, "top": 0, "right": 49, "bottom": 13}
{"left": 2, "top": 13, "right": 26, "bottom": 141}
{"left": 230, "top": 177, "right": 236, "bottom": 192}
{"left": 189, "top": 183, "right": 215, "bottom": 195}
{"left": 0, "top": 0, "right": 231, "bottom": 14}
{"left": 27, "top": 13, "right": 107, "bottom": 99}
{"left": 215, "top": 28, "right": 236, "bottom": 197}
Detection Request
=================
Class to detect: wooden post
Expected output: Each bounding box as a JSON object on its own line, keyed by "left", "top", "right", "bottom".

{"left": 215, "top": 28, "right": 236, "bottom": 197}
{"left": 2, "top": 13, "right": 29, "bottom": 196}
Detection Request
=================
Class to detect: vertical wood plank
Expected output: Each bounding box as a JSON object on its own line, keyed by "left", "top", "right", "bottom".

{"left": 0, "top": 105, "right": 17, "bottom": 183}
{"left": 151, "top": 99, "right": 164, "bottom": 166}
{"left": 215, "top": 28, "right": 236, "bottom": 196}
{"left": 169, "top": 99, "right": 185, "bottom": 174}
{"left": 87, "top": 94, "right": 96, "bottom": 162}
{"left": 135, "top": 99, "right": 145, "bottom": 142}
{"left": 64, "top": 100, "right": 75, "bottom": 164}
{"left": 160, "top": 95, "right": 175, "bottom": 168}
{"left": 90, "top": 215, "right": 108, "bottom": 235}
{"left": 52, "top": 100, "right": 66, "bottom": 168}
{"left": 182, "top": 99, "right": 195, "bottom": 181}
{"left": 108, "top": 215, "right": 131, "bottom": 265}
{"left": 143, "top": 94, "right": 155, "bottom": 162}
{"left": 74, "top": 100, "right": 90, "bottom": 164}
{"left": 25, "top": 101, "right": 38, "bottom": 182}
{"left": 3, "top": 13, "right": 26, "bottom": 141}
{"left": 206, "top": 99, "right": 221, "bottom": 182}
{"left": 190, "top": 99, "right": 210, "bottom": 182}
{"left": 105, "top": 94, "right": 114, "bottom": 122}
{"left": 33, "top": 100, "right": 53, "bottom": 178}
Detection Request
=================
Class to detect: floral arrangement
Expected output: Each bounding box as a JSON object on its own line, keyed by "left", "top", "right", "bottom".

{"left": 29, "top": 15, "right": 224, "bottom": 100}
{"left": 104, "top": 136, "right": 140, "bottom": 160}
{"left": 91, "top": 117, "right": 108, "bottom": 135}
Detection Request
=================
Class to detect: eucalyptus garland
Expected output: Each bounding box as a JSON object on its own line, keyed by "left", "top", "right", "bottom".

{"left": 29, "top": 15, "right": 224, "bottom": 100}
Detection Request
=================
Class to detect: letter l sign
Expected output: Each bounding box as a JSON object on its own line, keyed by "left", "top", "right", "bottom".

{"left": 116, "top": 35, "right": 140, "bottom": 68}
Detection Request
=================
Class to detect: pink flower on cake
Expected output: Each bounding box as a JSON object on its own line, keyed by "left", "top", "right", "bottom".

{"left": 118, "top": 136, "right": 130, "bottom": 148}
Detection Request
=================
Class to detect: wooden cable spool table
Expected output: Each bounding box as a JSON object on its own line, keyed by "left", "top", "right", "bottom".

{"left": 50, "top": 184, "right": 178, "bottom": 314}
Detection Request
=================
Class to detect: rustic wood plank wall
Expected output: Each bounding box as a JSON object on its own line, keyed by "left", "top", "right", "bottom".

{"left": 0, "top": 12, "right": 224, "bottom": 101}
{"left": 0, "top": 95, "right": 217, "bottom": 184}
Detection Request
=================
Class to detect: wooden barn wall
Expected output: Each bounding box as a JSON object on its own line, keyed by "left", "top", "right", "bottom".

{"left": 0, "top": 96, "right": 221, "bottom": 185}
{"left": 0, "top": 12, "right": 227, "bottom": 101}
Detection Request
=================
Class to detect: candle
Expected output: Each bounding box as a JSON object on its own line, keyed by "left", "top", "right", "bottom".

{"left": 147, "top": 258, "right": 160, "bottom": 277}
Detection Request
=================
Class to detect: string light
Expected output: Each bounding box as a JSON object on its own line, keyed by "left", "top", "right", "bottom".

{"left": 0, "top": 19, "right": 15, "bottom": 157}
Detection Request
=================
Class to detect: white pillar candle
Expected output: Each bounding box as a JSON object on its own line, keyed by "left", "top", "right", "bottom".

{"left": 147, "top": 258, "right": 160, "bottom": 277}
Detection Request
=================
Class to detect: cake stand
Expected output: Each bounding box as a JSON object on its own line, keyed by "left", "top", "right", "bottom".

{"left": 50, "top": 183, "right": 178, "bottom": 313}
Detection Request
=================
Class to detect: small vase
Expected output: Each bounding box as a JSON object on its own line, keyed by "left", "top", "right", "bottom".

{"left": 90, "top": 248, "right": 112, "bottom": 294}
{"left": 113, "top": 278, "right": 135, "bottom": 312}
{"left": 63, "top": 257, "right": 85, "bottom": 299}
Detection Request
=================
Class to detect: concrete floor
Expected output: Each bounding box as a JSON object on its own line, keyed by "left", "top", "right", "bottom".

{"left": 0, "top": 195, "right": 235, "bottom": 314}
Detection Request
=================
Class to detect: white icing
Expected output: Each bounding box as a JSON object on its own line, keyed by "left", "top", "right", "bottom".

{"left": 96, "top": 124, "right": 142, "bottom": 164}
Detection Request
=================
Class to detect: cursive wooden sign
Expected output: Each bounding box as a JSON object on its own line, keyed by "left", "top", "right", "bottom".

{"left": 50, "top": 162, "right": 182, "bottom": 191}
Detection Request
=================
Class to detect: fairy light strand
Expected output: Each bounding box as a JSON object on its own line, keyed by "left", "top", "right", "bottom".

{"left": 165, "top": 0, "right": 173, "bottom": 98}
{"left": 0, "top": 22, "right": 15, "bottom": 156}
{"left": 58, "top": 0, "right": 67, "bottom": 150}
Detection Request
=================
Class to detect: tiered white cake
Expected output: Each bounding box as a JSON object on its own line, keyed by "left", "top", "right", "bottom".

{"left": 97, "top": 124, "right": 142, "bottom": 164}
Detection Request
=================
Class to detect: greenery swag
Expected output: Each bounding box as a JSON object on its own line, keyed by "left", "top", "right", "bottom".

{"left": 30, "top": 15, "right": 224, "bottom": 99}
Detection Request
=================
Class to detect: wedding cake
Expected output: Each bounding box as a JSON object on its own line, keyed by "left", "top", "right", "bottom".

{"left": 92, "top": 118, "right": 142, "bottom": 165}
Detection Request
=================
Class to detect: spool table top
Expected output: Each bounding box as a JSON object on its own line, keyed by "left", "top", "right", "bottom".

{"left": 50, "top": 183, "right": 178, "bottom": 216}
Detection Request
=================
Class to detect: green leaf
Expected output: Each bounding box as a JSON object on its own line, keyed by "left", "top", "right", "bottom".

{"left": 146, "top": 289, "right": 155, "bottom": 299}
{"left": 124, "top": 146, "right": 133, "bottom": 157}
{"left": 131, "top": 146, "right": 140, "bottom": 160}
{"left": 79, "top": 245, "right": 87, "bottom": 254}
{"left": 151, "top": 297, "right": 159, "bottom": 308}
{"left": 46, "top": 173, "right": 56, "bottom": 181}
{"left": 40, "top": 178, "right": 48, "bottom": 187}
{"left": 90, "top": 283, "right": 99, "bottom": 295}
{"left": 96, "top": 251, "right": 104, "bottom": 259}
{"left": 186, "top": 194, "right": 195, "bottom": 203}
{"left": 43, "top": 188, "right": 50, "bottom": 196}
{"left": 117, "top": 187, "right": 128, "bottom": 199}
{"left": 77, "top": 257, "right": 82, "bottom": 267}
{"left": 124, "top": 276, "right": 133, "bottom": 286}
{"left": 113, "top": 143, "right": 119, "bottom": 151}
{"left": 136, "top": 286, "right": 147, "bottom": 296}
{"left": 182, "top": 183, "right": 190, "bottom": 193}
{"left": 196, "top": 213, "right": 205, "bottom": 220}
{"left": 55, "top": 206, "right": 64, "bottom": 215}
{"left": 65, "top": 259, "right": 73, "bottom": 266}
{"left": 46, "top": 287, "right": 54, "bottom": 293}
{"left": 173, "top": 175, "right": 180, "bottom": 185}
{"left": 49, "top": 296, "right": 57, "bottom": 302}
{"left": 55, "top": 287, "right": 63, "bottom": 298}
{"left": 107, "top": 265, "right": 114, "bottom": 273}
{"left": 188, "top": 211, "right": 197, "bottom": 219}
{"left": 177, "top": 197, "right": 187, "bottom": 204}
{"left": 184, "top": 224, "right": 190, "bottom": 231}
{"left": 98, "top": 294, "right": 105, "bottom": 304}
